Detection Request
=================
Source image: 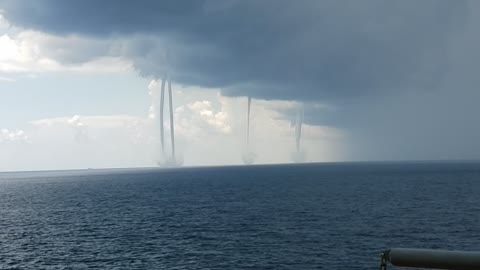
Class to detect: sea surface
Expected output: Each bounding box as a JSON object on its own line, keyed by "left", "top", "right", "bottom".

{"left": 0, "top": 162, "right": 479, "bottom": 269}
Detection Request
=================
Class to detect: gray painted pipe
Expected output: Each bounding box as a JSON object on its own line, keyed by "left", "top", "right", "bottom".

{"left": 386, "top": 248, "right": 480, "bottom": 270}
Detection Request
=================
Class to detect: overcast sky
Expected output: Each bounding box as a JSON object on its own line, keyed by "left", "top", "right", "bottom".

{"left": 1, "top": 0, "right": 480, "bottom": 171}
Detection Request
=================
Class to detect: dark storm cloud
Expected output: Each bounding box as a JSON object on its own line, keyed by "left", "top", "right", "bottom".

{"left": 4, "top": 0, "right": 480, "bottom": 162}
{"left": 0, "top": 0, "right": 467, "bottom": 101}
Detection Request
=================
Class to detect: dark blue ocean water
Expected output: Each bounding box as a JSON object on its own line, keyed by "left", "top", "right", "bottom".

{"left": 0, "top": 162, "right": 479, "bottom": 269}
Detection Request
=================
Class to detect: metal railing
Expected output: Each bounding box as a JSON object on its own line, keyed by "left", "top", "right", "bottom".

{"left": 379, "top": 248, "right": 480, "bottom": 270}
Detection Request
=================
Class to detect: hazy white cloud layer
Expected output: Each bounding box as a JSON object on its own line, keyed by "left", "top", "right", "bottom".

{"left": 2, "top": 1, "right": 480, "bottom": 170}
{"left": 0, "top": 84, "right": 345, "bottom": 171}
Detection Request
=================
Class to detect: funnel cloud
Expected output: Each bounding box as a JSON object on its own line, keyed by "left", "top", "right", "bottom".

{"left": 155, "top": 74, "right": 179, "bottom": 166}
{"left": 242, "top": 96, "right": 256, "bottom": 164}
{"left": 159, "top": 76, "right": 166, "bottom": 157}
{"left": 168, "top": 77, "right": 176, "bottom": 162}
{"left": 292, "top": 104, "right": 306, "bottom": 163}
